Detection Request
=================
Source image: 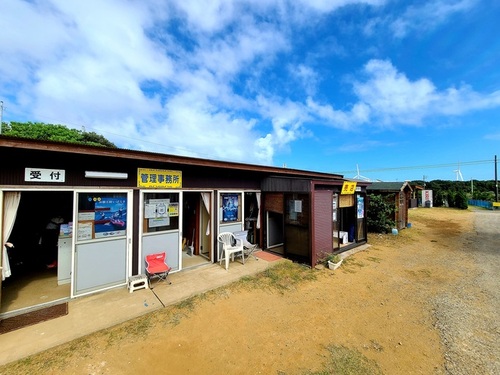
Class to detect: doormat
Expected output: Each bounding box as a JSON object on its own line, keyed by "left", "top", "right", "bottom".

{"left": 256, "top": 251, "right": 283, "bottom": 262}
{"left": 0, "top": 302, "right": 68, "bottom": 335}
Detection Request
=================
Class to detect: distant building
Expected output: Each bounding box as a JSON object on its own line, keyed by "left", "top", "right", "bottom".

{"left": 367, "top": 181, "right": 413, "bottom": 230}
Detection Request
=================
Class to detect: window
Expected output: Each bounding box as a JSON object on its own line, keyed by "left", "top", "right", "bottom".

{"left": 77, "top": 192, "right": 127, "bottom": 241}
{"left": 285, "top": 193, "right": 308, "bottom": 226}
{"left": 143, "top": 192, "right": 179, "bottom": 233}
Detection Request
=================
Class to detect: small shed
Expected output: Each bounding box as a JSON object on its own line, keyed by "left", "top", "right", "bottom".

{"left": 367, "top": 181, "right": 413, "bottom": 230}
{"left": 409, "top": 184, "right": 423, "bottom": 208}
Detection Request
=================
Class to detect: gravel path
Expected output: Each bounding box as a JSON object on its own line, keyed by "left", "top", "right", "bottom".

{"left": 433, "top": 209, "right": 500, "bottom": 375}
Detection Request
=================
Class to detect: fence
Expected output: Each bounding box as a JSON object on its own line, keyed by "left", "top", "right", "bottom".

{"left": 468, "top": 200, "right": 494, "bottom": 209}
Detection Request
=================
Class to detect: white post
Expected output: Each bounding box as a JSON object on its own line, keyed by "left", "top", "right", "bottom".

{"left": 0, "top": 101, "right": 3, "bottom": 134}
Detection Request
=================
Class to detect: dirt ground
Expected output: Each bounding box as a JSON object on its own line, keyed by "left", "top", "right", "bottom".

{"left": 2, "top": 207, "right": 498, "bottom": 374}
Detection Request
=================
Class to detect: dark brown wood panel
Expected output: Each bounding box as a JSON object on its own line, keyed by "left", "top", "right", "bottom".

{"left": 313, "top": 190, "right": 333, "bottom": 264}
{"left": 264, "top": 193, "right": 284, "bottom": 214}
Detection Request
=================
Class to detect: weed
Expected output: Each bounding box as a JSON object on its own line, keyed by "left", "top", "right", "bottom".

{"left": 235, "top": 261, "right": 316, "bottom": 294}
{"left": 303, "top": 344, "right": 383, "bottom": 375}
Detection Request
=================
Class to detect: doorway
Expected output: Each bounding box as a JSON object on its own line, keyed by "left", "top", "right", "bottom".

{"left": 266, "top": 211, "right": 284, "bottom": 254}
{"left": 182, "top": 192, "right": 212, "bottom": 269}
{"left": 1, "top": 191, "right": 73, "bottom": 314}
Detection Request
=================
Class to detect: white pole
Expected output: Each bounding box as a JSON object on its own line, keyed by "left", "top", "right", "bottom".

{"left": 0, "top": 101, "right": 3, "bottom": 134}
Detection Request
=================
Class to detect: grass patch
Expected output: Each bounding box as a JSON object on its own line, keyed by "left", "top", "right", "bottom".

{"left": 341, "top": 258, "right": 367, "bottom": 273}
{"left": 405, "top": 269, "right": 432, "bottom": 279}
{"left": 304, "top": 344, "right": 383, "bottom": 375}
{"left": 366, "top": 256, "right": 382, "bottom": 263}
{"left": 234, "top": 261, "right": 317, "bottom": 294}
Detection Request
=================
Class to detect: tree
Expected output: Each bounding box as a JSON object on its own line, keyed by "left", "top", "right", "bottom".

{"left": 1, "top": 121, "right": 116, "bottom": 148}
{"left": 367, "top": 194, "right": 395, "bottom": 233}
{"left": 411, "top": 179, "right": 496, "bottom": 204}
{"left": 454, "top": 191, "right": 468, "bottom": 209}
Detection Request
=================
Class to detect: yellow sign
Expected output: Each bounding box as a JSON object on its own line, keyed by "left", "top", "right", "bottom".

{"left": 138, "top": 168, "right": 182, "bottom": 188}
{"left": 493, "top": 202, "right": 500, "bottom": 207}
{"left": 341, "top": 181, "right": 357, "bottom": 195}
{"left": 168, "top": 203, "right": 179, "bottom": 216}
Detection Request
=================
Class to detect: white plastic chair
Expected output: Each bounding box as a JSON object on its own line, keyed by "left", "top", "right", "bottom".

{"left": 217, "top": 232, "right": 245, "bottom": 270}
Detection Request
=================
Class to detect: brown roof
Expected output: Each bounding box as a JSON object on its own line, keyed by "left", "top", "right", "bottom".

{"left": 0, "top": 135, "right": 344, "bottom": 180}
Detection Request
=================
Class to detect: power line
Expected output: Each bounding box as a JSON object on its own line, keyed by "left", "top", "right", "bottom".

{"left": 332, "top": 159, "right": 494, "bottom": 175}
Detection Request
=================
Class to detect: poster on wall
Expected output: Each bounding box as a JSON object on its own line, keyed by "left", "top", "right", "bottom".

{"left": 77, "top": 222, "right": 93, "bottom": 241}
{"left": 146, "top": 199, "right": 170, "bottom": 228}
{"left": 332, "top": 194, "right": 338, "bottom": 221}
{"left": 222, "top": 194, "right": 239, "bottom": 222}
{"left": 357, "top": 196, "right": 364, "bottom": 219}
{"left": 94, "top": 197, "right": 127, "bottom": 238}
{"left": 168, "top": 202, "right": 179, "bottom": 217}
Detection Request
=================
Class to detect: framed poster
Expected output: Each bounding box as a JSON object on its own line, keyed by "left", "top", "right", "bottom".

{"left": 357, "top": 195, "right": 364, "bottom": 219}
{"left": 94, "top": 197, "right": 127, "bottom": 238}
{"left": 221, "top": 193, "right": 240, "bottom": 222}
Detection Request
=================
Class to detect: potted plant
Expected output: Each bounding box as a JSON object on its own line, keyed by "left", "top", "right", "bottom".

{"left": 326, "top": 253, "right": 343, "bottom": 270}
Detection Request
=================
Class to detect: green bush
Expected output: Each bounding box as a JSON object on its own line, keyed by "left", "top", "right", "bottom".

{"left": 367, "top": 194, "right": 395, "bottom": 233}
{"left": 454, "top": 190, "right": 468, "bottom": 209}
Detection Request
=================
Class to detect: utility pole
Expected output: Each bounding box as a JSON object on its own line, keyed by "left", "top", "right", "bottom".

{"left": 0, "top": 100, "right": 3, "bottom": 134}
{"left": 495, "top": 155, "right": 498, "bottom": 202}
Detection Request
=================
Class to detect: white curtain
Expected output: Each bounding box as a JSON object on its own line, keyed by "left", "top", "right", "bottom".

{"left": 201, "top": 192, "right": 211, "bottom": 236}
{"left": 256, "top": 192, "right": 261, "bottom": 229}
{"left": 2, "top": 192, "right": 21, "bottom": 280}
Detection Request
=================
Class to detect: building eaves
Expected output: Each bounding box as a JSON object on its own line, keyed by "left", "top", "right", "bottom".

{"left": 0, "top": 136, "right": 344, "bottom": 181}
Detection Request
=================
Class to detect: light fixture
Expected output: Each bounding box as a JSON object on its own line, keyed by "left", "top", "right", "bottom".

{"left": 85, "top": 171, "right": 128, "bottom": 179}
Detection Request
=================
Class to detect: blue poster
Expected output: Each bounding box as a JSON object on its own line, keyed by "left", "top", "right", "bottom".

{"left": 357, "top": 196, "right": 364, "bottom": 219}
{"left": 94, "top": 197, "right": 127, "bottom": 237}
{"left": 222, "top": 194, "right": 239, "bottom": 222}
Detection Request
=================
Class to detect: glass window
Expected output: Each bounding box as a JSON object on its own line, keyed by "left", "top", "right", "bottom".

{"left": 77, "top": 192, "right": 127, "bottom": 241}
{"left": 285, "top": 193, "right": 308, "bottom": 226}
{"left": 357, "top": 194, "right": 366, "bottom": 241}
{"left": 143, "top": 192, "right": 179, "bottom": 233}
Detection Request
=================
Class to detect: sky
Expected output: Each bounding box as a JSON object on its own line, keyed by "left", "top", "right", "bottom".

{"left": 1, "top": 0, "right": 499, "bottom": 182}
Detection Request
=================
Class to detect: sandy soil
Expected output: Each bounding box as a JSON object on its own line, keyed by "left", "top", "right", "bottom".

{"left": 2, "top": 207, "right": 498, "bottom": 374}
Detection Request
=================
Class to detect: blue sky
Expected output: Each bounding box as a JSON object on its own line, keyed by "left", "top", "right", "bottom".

{"left": 1, "top": 0, "right": 499, "bottom": 182}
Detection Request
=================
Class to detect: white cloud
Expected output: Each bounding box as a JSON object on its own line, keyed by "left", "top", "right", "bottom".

{"left": 434, "top": 87, "right": 500, "bottom": 115}
{"left": 351, "top": 59, "right": 500, "bottom": 126}
{"left": 168, "top": 0, "right": 238, "bottom": 33}
{"left": 306, "top": 98, "right": 370, "bottom": 129}
{"left": 354, "top": 59, "right": 436, "bottom": 124}
{"left": 1, "top": 0, "right": 497, "bottom": 171}
{"left": 296, "top": 0, "right": 386, "bottom": 12}
{"left": 256, "top": 95, "right": 310, "bottom": 146}
{"left": 390, "top": 0, "right": 477, "bottom": 38}
{"left": 290, "top": 65, "right": 319, "bottom": 96}
{"left": 484, "top": 132, "right": 500, "bottom": 141}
